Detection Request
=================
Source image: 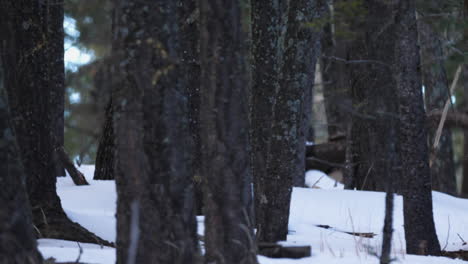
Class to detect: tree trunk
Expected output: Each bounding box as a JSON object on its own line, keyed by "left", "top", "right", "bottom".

{"left": 463, "top": 65, "right": 468, "bottom": 197}
{"left": 49, "top": 0, "right": 65, "bottom": 177}
{"left": 199, "top": 0, "right": 257, "bottom": 263}
{"left": 321, "top": 1, "right": 352, "bottom": 140}
{"left": 251, "top": 0, "right": 289, "bottom": 243}
{"left": 394, "top": 0, "right": 441, "bottom": 256}
{"left": 178, "top": 0, "right": 203, "bottom": 215}
{"left": 0, "top": 60, "right": 43, "bottom": 264}
{"left": 252, "top": 0, "right": 326, "bottom": 243}
{"left": 347, "top": 0, "right": 401, "bottom": 191}
{"left": 112, "top": 0, "right": 199, "bottom": 263}
{"left": 287, "top": 0, "right": 326, "bottom": 188}
{"left": 418, "top": 19, "right": 456, "bottom": 195}
{"left": 94, "top": 98, "right": 114, "bottom": 180}
{"left": 380, "top": 171, "right": 394, "bottom": 264}
{"left": 0, "top": 0, "right": 111, "bottom": 246}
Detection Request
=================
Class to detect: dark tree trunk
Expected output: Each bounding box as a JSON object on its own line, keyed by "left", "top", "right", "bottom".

{"left": 251, "top": 0, "right": 288, "bottom": 243}
{"left": 287, "top": 1, "right": 326, "bottom": 188}
{"left": 94, "top": 98, "right": 114, "bottom": 180}
{"left": 112, "top": 0, "right": 199, "bottom": 263}
{"left": 0, "top": 62, "right": 43, "bottom": 264}
{"left": 321, "top": 3, "right": 352, "bottom": 140}
{"left": 0, "top": 0, "right": 111, "bottom": 246}
{"left": 394, "top": 0, "right": 441, "bottom": 256}
{"left": 418, "top": 19, "right": 456, "bottom": 195}
{"left": 178, "top": 0, "right": 203, "bottom": 215}
{"left": 463, "top": 65, "right": 468, "bottom": 196}
{"left": 199, "top": 0, "right": 257, "bottom": 263}
{"left": 49, "top": 0, "right": 65, "bottom": 177}
{"left": 347, "top": 0, "right": 400, "bottom": 191}
{"left": 252, "top": 0, "right": 326, "bottom": 243}
{"left": 380, "top": 170, "right": 394, "bottom": 264}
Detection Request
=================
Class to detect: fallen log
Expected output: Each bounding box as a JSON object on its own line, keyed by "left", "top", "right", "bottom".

{"left": 315, "top": 224, "right": 376, "bottom": 238}
{"left": 258, "top": 242, "right": 311, "bottom": 259}
{"left": 304, "top": 110, "right": 468, "bottom": 173}
{"left": 442, "top": 250, "right": 468, "bottom": 261}
{"left": 306, "top": 141, "right": 345, "bottom": 172}
{"left": 58, "top": 147, "right": 89, "bottom": 185}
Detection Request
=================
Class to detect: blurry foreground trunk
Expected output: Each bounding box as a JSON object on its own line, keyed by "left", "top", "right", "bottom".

{"left": 199, "top": 0, "right": 258, "bottom": 263}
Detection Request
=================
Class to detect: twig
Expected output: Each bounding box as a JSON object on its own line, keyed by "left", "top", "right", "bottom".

{"left": 310, "top": 175, "right": 325, "bottom": 188}
{"left": 75, "top": 242, "right": 83, "bottom": 263}
{"left": 322, "top": 55, "right": 390, "bottom": 68}
{"left": 457, "top": 233, "right": 467, "bottom": 246}
{"left": 348, "top": 209, "right": 360, "bottom": 257}
{"left": 443, "top": 216, "right": 451, "bottom": 251}
{"left": 306, "top": 157, "right": 345, "bottom": 168}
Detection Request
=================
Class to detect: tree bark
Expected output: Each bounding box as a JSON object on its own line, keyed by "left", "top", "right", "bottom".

{"left": 418, "top": 19, "right": 456, "bottom": 195}
{"left": 287, "top": 0, "right": 326, "bottom": 188}
{"left": 380, "top": 174, "right": 394, "bottom": 264}
{"left": 178, "top": 0, "right": 203, "bottom": 215}
{"left": 347, "top": 0, "right": 401, "bottom": 191}
{"left": 252, "top": 0, "right": 326, "bottom": 243}
{"left": 251, "top": 0, "right": 289, "bottom": 243}
{"left": 0, "top": 0, "right": 111, "bottom": 246}
{"left": 394, "top": 0, "right": 441, "bottom": 255}
{"left": 0, "top": 60, "right": 43, "bottom": 264}
{"left": 199, "top": 0, "right": 257, "bottom": 263}
{"left": 112, "top": 0, "right": 199, "bottom": 263}
{"left": 49, "top": 0, "right": 65, "bottom": 177}
{"left": 94, "top": 98, "right": 114, "bottom": 180}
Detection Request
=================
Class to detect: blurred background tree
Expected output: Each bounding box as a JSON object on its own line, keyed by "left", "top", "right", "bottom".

{"left": 63, "top": 0, "right": 112, "bottom": 163}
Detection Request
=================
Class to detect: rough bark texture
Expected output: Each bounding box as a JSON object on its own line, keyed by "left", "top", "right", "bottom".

{"left": 49, "top": 0, "right": 65, "bottom": 177}
{"left": 0, "top": 62, "right": 43, "bottom": 264}
{"left": 418, "top": 19, "right": 456, "bottom": 195}
{"left": 380, "top": 178, "right": 394, "bottom": 264}
{"left": 94, "top": 98, "right": 114, "bottom": 180}
{"left": 252, "top": 0, "right": 326, "bottom": 243}
{"left": 179, "top": 0, "right": 203, "bottom": 215}
{"left": 347, "top": 0, "right": 401, "bottom": 191}
{"left": 0, "top": 0, "right": 110, "bottom": 246}
{"left": 394, "top": 0, "right": 441, "bottom": 256}
{"left": 251, "top": 0, "right": 289, "bottom": 243}
{"left": 112, "top": 0, "right": 199, "bottom": 263}
{"left": 286, "top": 0, "right": 326, "bottom": 188}
{"left": 199, "top": 0, "right": 257, "bottom": 263}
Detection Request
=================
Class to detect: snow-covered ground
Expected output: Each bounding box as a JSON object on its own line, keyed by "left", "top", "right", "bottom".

{"left": 38, "top": 165, "right": 468, "bottom": 263}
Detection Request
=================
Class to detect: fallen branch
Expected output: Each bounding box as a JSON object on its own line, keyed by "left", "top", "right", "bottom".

{"left": 442, "top": 250, "right": 468, "bottom": 261}
{"left": 315, "top": 224, "right": 376, "bottom": 238}
{"left": 258, "top": 243, "right": 311, "bottom": 259}
{"left": 58, "top": 147, "right": 89, "bottom": 185}
{"left": 306, "top": 141, "right": 345, "bottom": 172}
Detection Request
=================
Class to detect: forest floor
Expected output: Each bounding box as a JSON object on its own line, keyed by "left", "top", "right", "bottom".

{"left": 39, "top": 166, "right": 468, "bottom": 263}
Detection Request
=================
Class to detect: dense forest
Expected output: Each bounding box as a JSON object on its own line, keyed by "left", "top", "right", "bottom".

{"left": 1, "top": 0, "right": 468, "bottom": 263}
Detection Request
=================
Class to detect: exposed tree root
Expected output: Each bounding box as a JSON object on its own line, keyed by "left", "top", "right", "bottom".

{"left": 33, "top": 206, "right": 114, "bottom": 247}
